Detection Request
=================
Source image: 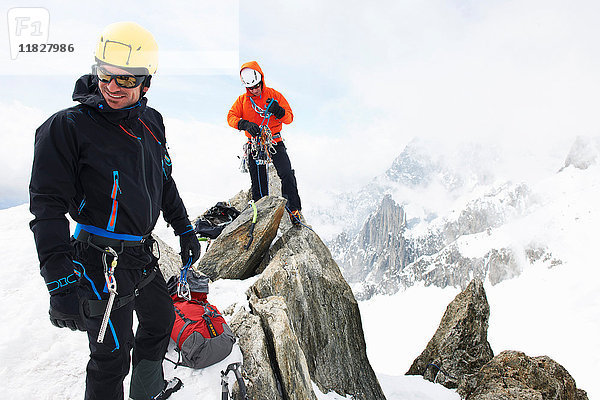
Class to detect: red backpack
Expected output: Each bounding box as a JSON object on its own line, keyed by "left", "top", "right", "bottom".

{"left": 167, "top": 275, "right": 236, "bottom": 369}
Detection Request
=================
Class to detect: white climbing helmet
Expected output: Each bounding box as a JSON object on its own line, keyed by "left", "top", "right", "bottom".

{"left": 240, "top": 68, "right": 261, "bottom": 87}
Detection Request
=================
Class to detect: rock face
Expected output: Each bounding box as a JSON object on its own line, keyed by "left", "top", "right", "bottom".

{"left": 249, "top": 226, "right": 386, "bottom": 399}
{"left": 366, "top": 246, "right": 522, "bottom": 301}
{"left": 185, "top": 195, "right": 385, "bottom": 399}
{"left": 458, "top": 350, "right": 589, "bottom": 400}
{"left": 154, "top": 234, "right": 181, "bottom": 279}
{"left": 406, "top": 279, "right": 494, "bottom": 389}
{"left": 228, "top": 307, "right": 283, "bottom": 400}
{"left": 196, "top": 196, "right": 286, "bottom": 280}
{"left": 562, "top": 136, "right": 600, "bottom": 170}
{"left": 334, "top": 182, "right": 533, "bottom": 300}
{"left": 250, "top": 296, "right": 316, "bottom": 400}
{"left": 229, "top": 189, "right": 252, "bottom": 214}
{"left": 332, "top": 194, "right": 407, "bottom": 283}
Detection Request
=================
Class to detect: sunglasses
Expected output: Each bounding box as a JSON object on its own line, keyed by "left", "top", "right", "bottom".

{"left": 248, "top": 82, "right": 261, "bottom": 90}
{"left": 95, "top": 65, "right": 146, "bottom": 89}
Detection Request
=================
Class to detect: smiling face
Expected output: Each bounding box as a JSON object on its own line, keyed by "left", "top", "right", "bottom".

{"left": 97, "top": 64, "right": 146, "bottom": 109}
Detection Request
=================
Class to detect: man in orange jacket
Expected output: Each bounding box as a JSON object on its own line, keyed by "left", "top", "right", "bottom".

{"left": 227, "top": 61, "right": 304, "bottom": 225}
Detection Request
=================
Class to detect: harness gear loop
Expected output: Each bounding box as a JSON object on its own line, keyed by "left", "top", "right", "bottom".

{"left": 97, "top": 246, "right": 118, "bottom": 343}
{"left": 102, "top": 246, "right": 118, "bottom": 293}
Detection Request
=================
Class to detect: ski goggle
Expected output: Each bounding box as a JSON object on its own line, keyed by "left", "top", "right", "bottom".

{"left": 248, "top": 82, "right": 261, "bottom": 90}
{"left": 94, "top": 65, "right": 146, "bottom": 88}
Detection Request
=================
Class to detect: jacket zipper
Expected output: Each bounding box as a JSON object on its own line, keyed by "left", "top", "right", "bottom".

{"left": 106, "top": 170, "right": 121, "bottom": 232}
{"left": 118, "top": 122, "right": 154, "bottom": 231}
{"left": 138, "top": 138, "right": 153, "bottom": 228}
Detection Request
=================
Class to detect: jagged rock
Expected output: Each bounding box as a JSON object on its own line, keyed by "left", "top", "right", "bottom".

{"left": 153, "top": 234, "right": 181, "bottom": 279}
{"left": 333, "top": 194, "right": 407, "bottom": 283}
{"left": 229, "top": 165, "right": 293, "bottom": 231}
{"left": 266, "top": 166, "right": 295, "bottom": 232}
{"left": 439, "top": 183, "right": 530, "bottom": 246}
{"left": 228, "top": 307, "right": 283, "bottom": 400}
{"left": 366, "top": 245, "right": 521, "bottom": 300}
{"left": 249, "top": 227, "right": 386, "bottom": 400}
{"left": 486, "top": 248, "right": 520, "bottom": 285}
{"left": 332, "top": 182, "right": 531, "bottom": 300}
{"left": 196, "top": 196, "right": 286, "bottom": 280}
{"left": 229, "top": 189, "right": 252, "bottom": 214}
{"left": 458, "top": 350, "right": 589, "bottom": 400}
{"left": 250, "top": 296, "right": 316, "bottom": 400}
{"left": 524, "top": 244, "right": 562, "bottom": 268}
{"left": 562, "top": 136, "right": 600, "bottom": 170}
{"left": 406, "top": 279, "right": 494, "bottom": 389}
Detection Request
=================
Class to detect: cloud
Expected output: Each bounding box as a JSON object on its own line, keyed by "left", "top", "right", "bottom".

{"left": 241, "top": 0, "right": 600, "bottom": 148}
{"left": 3, "top": 0, "right": 600, "bottom": 209}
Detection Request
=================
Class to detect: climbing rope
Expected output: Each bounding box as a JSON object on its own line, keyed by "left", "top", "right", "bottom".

{"left": 248, "top": 97, "right": 277, "bottom": 165}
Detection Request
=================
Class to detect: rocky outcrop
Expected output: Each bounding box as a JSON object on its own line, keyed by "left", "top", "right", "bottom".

{"left": 249, "top": 226, "right": 386, "bottom": 399}
{"left": 154, "top": 234, "right": 181, "bottom": 279}
{"left": 458, "top": 350, "right": 589, "bottom": 400}
{"left": 229, "top": 189, "right": 252, "bottom": 214}
{"left": 250, "top": 296, "right": 316, "bottom": 400}
{"left": 196, "top": 196, "right": 286, "bottom": 280}
{"left": 562, "top": 136, "right": 600, "bottom": 170}
{"left": 228, "top": 307, "right": 283, "bottom": 400}
{"left": 406, "top": 279, "right": 494, "bottom": 389}
{"left": 333, "top": 182, "right": 532, "bottom": 300}
{"left": 371, "top": 246, "right": 521, "bottom": 298}
{"left": 186, "top": 194, "right": 386, "bottom": 399}
{"left": 331, "top": 194, "right": 407, "bottom": 283}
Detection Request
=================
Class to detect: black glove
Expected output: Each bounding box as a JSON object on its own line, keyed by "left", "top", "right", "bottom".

{"left": 180, "top": 231, "right": 201, "bottom": 265}
{"left": 266, "top": 99, "right": 285, "bottom": 119}
{"left": 237, "top": 119, "right": 261, "bottom": 137}
{"left": 49, "top": 289, "right": 86, "bottom": 331}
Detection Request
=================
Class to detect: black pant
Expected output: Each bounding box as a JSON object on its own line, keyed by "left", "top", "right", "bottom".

{"left": 248, "top": 141, "right": 302, "bottom": 211}
{"left": 75, "top": 247, "right": 175, "bottom": 400}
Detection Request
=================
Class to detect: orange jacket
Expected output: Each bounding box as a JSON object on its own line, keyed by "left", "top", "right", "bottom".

{"left": 227, "top": 61, "right": 293, "bottom": 142}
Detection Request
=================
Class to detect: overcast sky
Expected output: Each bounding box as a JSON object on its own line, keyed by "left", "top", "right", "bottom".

{"left": 1, "top": 0, "right": 599, "bottom": 209}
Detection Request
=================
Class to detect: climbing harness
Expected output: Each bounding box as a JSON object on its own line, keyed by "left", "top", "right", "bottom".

{"left": 221, "top": 362, "right": 249, "bottom": 400}
{"left": 97, "top": 246, "right": 118, "bottom": 343}
{"left": 244, "top": 200, "right": 258, "bottom": 250}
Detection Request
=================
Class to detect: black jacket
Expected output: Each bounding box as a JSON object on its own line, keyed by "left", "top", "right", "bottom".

{"left": 30, "top": 75, "right": 192, "bottom": 294}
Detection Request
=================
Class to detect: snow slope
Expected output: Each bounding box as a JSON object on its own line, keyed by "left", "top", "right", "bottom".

{"left": 359, "top": 162, "right": 600, "bottom": 399}
{"left": 2, "top": 158, "right": 596, "bottom": 399}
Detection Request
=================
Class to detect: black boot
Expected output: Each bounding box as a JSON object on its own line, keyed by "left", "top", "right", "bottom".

{"left": 153, "top": 378, "right": 183, "bottom": 400}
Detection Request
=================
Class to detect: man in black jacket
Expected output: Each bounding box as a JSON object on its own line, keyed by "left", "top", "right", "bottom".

{"left": 29, "top": 22, "right": 199, "bottom": 400}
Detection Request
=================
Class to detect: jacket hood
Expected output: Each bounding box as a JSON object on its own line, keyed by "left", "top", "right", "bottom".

{"left": 240, "top": 61, "right": 265, "bottom": 95}
{"left": 72, "top": 74, "right": 147, "bottom": 121}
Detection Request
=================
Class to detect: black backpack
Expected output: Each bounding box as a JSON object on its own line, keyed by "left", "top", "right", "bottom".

{"left": 194, "top": 202, "right": 241, "bottom": 239}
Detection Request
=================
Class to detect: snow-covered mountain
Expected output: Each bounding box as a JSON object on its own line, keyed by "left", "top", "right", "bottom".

{"left": 324, "top": 136, "right": 597, "bottom": 300}
{"left": 2, "top": 135, "right": 598, "bottom": 399}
